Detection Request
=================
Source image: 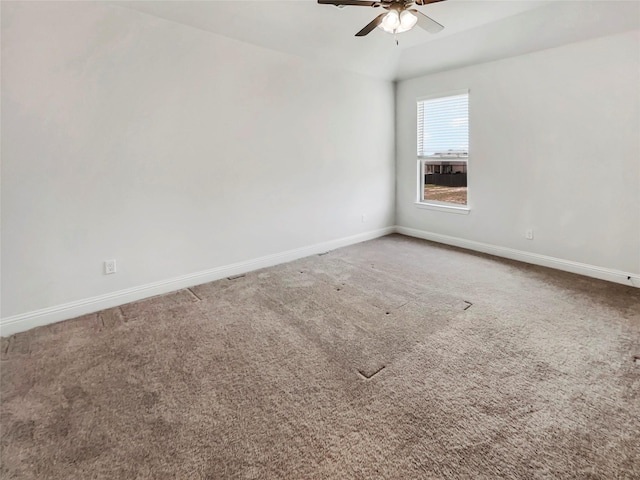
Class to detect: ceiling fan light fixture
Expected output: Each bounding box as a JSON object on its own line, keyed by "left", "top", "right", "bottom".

{"left": 380, "top": 10, "right": 400, "bottom": 33}
{"left": 378, "top": 8, "right": 417, "bottom": 34}
{"left": 399, "top": 10, "right": 417, "bottom": 30}
{"left": 317, "top": 0, "right": 446, "bottom": 39}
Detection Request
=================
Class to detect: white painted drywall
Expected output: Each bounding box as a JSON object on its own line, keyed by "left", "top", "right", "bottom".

{"left": 396, "top": 30, "right": 640, "bottom": 274}
{"left": 1, "top": 1, "right": 395, "bottom": 319}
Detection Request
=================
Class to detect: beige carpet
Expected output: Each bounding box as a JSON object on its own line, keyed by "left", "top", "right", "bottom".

{"left": 1, "top": 234, "right": 639, "bottom": 479}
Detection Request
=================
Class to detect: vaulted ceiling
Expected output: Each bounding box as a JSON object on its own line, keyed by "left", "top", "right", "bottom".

{"left": 115, "top": 0, "right": 640, "bottom": 80}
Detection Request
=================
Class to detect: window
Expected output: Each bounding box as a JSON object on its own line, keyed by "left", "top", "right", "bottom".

{"left": 417, "top": 92, "right": 469, "bottom": 209}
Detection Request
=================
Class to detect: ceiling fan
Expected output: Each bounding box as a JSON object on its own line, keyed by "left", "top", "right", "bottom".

{"left": 318, "top": 0, "right": 446, "bottom": 38}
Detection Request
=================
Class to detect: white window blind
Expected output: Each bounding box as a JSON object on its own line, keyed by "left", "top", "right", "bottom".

{"left": 417, "top": 93, "right": 469, "bottom": 158}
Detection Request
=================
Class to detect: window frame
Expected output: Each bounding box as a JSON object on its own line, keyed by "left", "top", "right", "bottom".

{"left": 415, "top": 90, "right": 470, "bottom": 214}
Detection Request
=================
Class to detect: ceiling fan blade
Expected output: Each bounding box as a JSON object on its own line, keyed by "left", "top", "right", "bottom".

{"left": 355, "top": 12, "right": 386, "bottom": 36}
{"left": 410, "top": 9, "right": 444, "bottom": 34}
{"left": 414, "top": 0, "right": 447, "bottom": 5}
{"left": 317, "top": 0, "right": 380, "bottom": 7}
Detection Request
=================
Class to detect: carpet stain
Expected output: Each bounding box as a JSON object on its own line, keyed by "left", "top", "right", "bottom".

{"left": 6, "top": 419, "right": 36, "bottom": 443}
{"left": 63, "top": 385, "right": 89, "bottom": 404}
{"left": 62, "top": 442, "right": 105, "bottom": 464}
{"left": 142, "top": 391, "right": 161, "bottom": 410}
{"left": 148, "top": 417, "right": 174, "bottom": 437}
{"left": 47, "top": 409, "right": 71, "bottom": 438}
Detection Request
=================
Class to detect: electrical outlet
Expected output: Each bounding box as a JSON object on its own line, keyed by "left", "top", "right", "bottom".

{"left": 104, "top": 259, "right": 117, "bottom": 275}
{"left": 361, "top": 213, "right": 367, "bottom": 223}
{"left": 525, "top": 229, "right": 534, "bottom": 240}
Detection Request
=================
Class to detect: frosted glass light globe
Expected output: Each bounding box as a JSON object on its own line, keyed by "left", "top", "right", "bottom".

{"left": 381, "top": 10, "right": 400, "bottom": 32}
{"left": 399, "top": 10, "right": 417, "bottom": 30}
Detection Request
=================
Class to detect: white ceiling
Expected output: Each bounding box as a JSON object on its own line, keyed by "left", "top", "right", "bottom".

{"left": 114, "top": 0, "right": 640, "bottom": 80}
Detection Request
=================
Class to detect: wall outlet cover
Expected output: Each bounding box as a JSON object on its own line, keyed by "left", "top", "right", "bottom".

{"left": 104, "top": 259, "right": 117, "bottom": 275}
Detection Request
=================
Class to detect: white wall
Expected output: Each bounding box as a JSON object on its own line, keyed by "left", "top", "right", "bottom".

{"left": 1, "top": 1, "right": 395, "bottom": 320}
{"left": 396, "top": 30, "right": 640, "bottom": 276}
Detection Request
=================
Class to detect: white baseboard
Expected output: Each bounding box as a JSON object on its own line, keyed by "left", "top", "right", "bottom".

{"left": 0, "top": 227, "right": 395, "bottom": 337}
{"left": 396, "top": 226, "right": 640, "bottom": 289}
{"left": 3, "top": 225, "right": 636, "bottom": 337}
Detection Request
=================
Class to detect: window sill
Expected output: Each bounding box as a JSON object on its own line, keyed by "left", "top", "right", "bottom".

{"left": 414, "top": 202, "right": 470, "bottom": 215}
